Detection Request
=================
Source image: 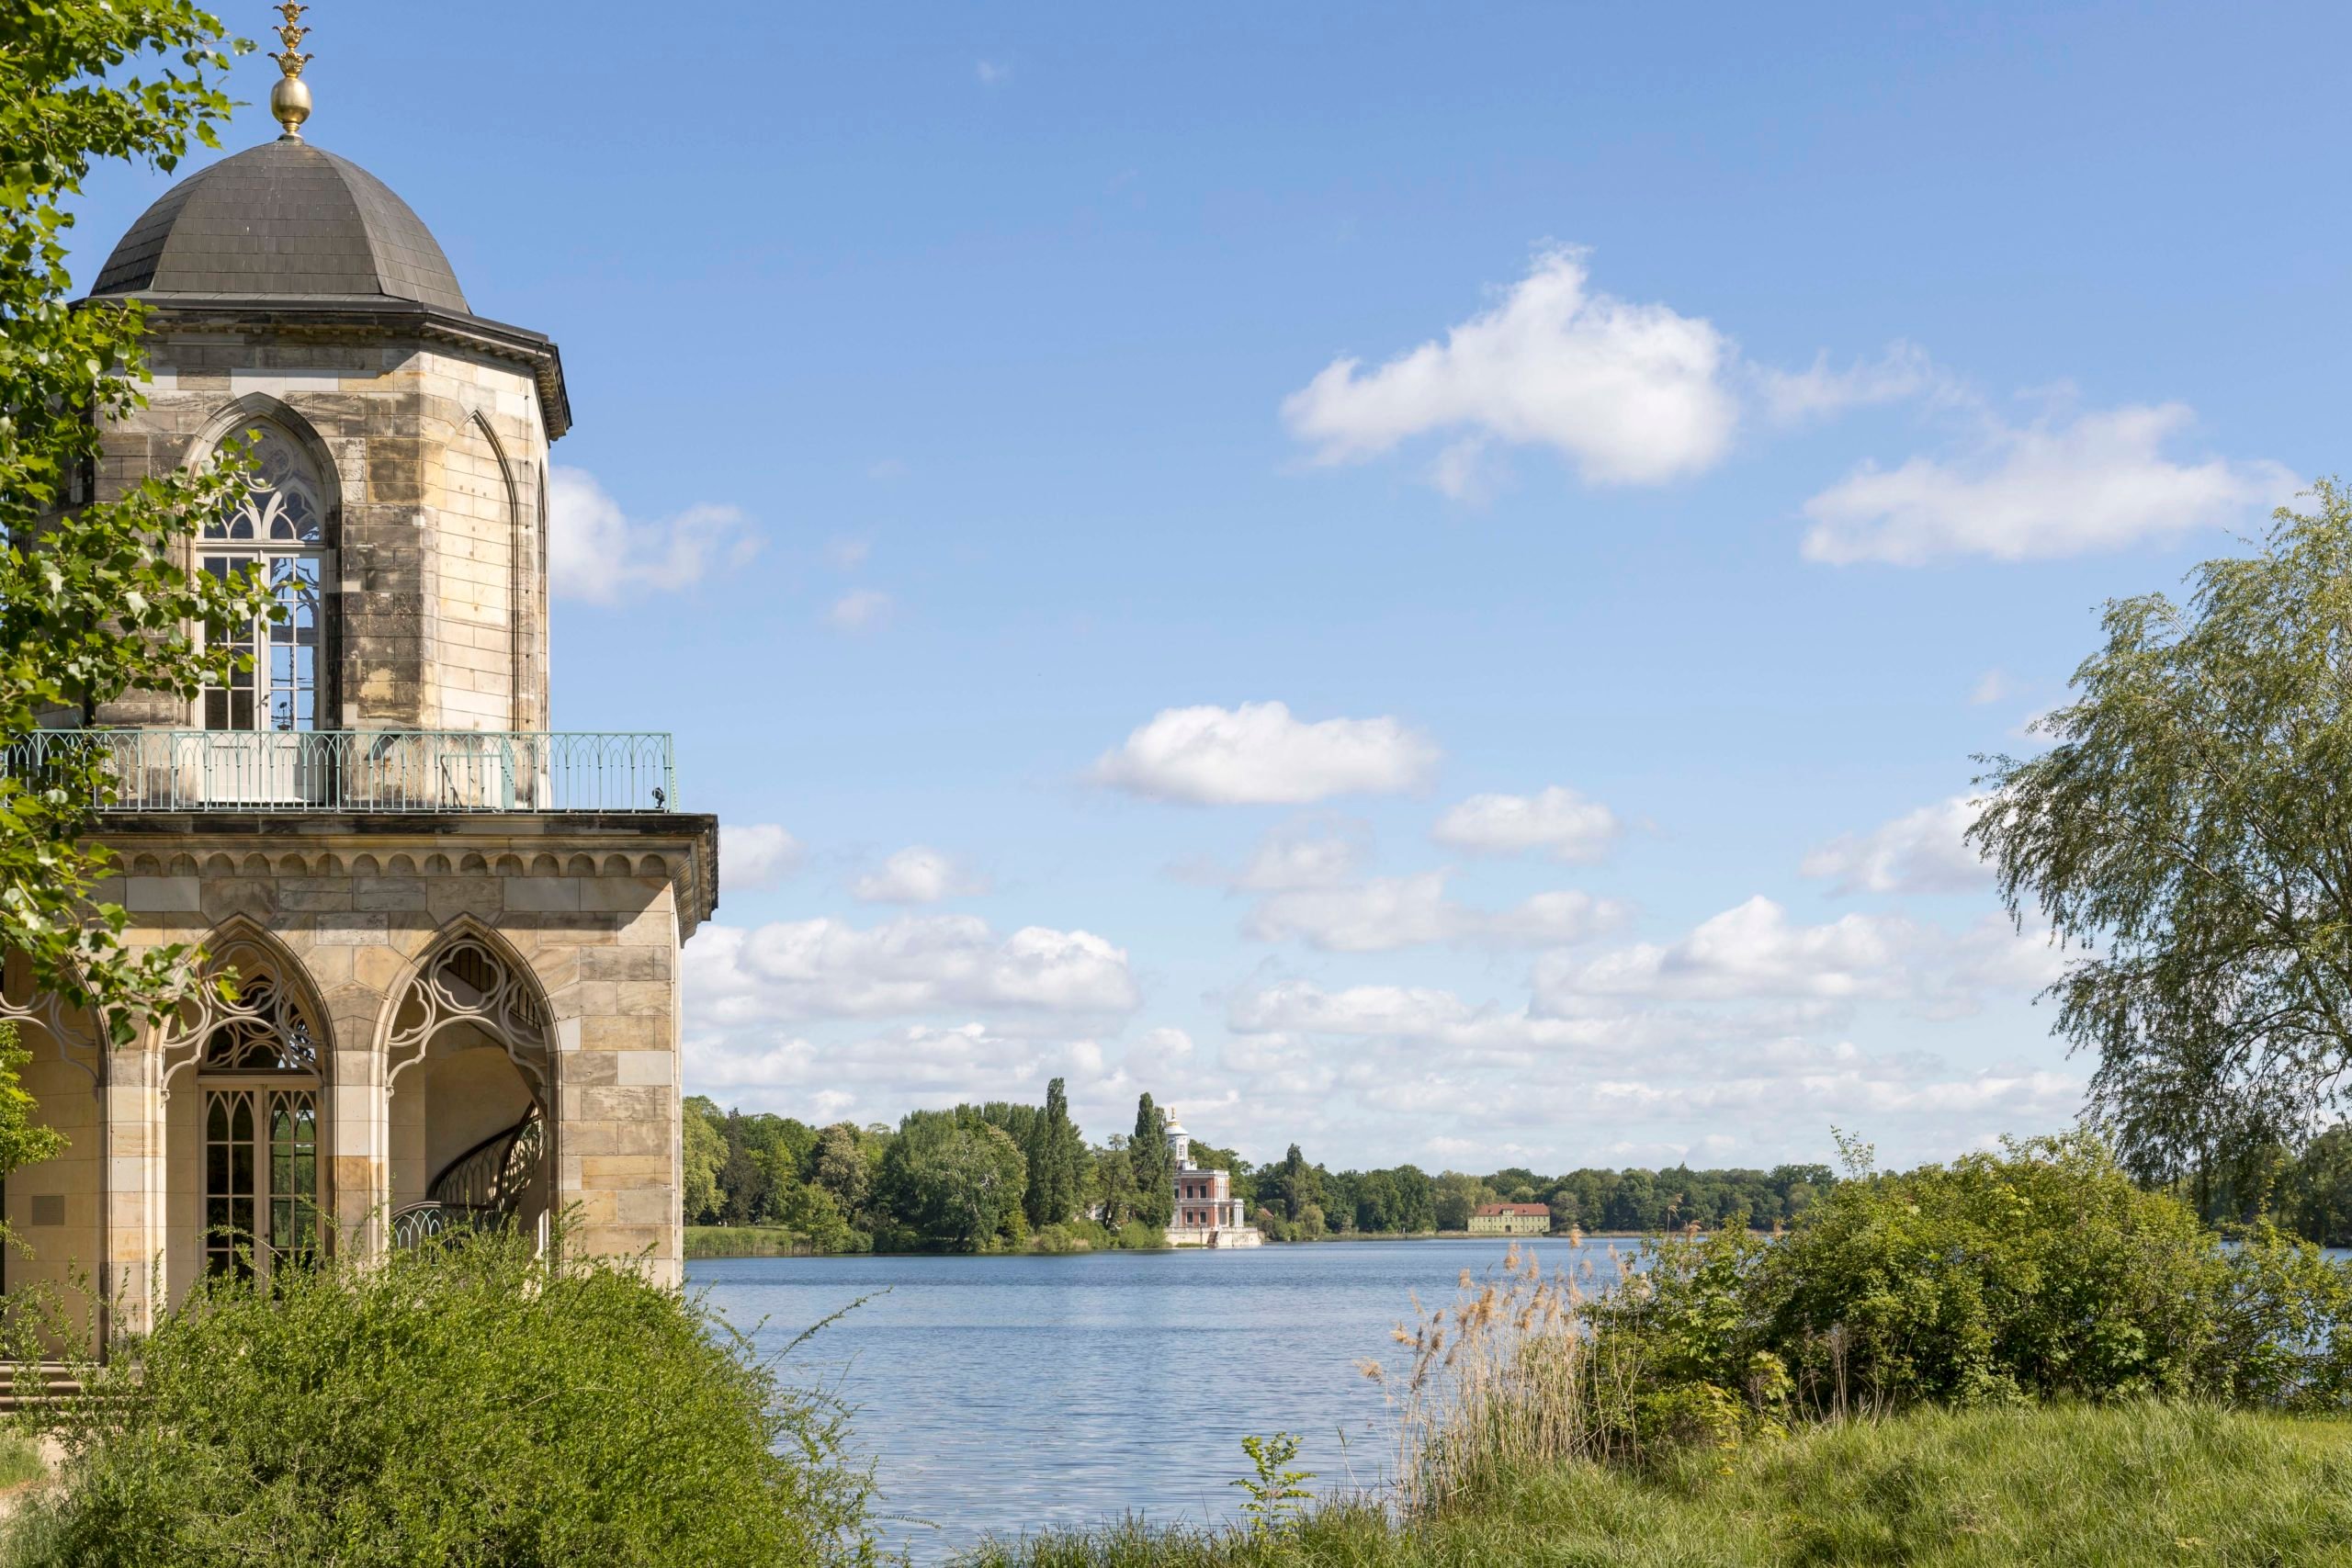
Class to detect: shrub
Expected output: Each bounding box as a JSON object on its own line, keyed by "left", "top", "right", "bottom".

{"left": 8, "top": 1226, "right": 875, "bottom": 1567}
{"left": 1377, "top": 1137, "right": 2352, "bottom": 1505}
{"left": 1749, "top": 1132, "right": 2228, "bottom": 1407}
{"left": 1114, "top": 1220, "right": 1168, "bottom": 1250}
{"left": 1031, "top": 1220, "right": 1112, "bottom": 1254}
{"left": 684, "top": 1224, "right": 814, "bottom": 1258}
{"left": 1594, "top": 1134, "right": 2352, "bottom": 1424}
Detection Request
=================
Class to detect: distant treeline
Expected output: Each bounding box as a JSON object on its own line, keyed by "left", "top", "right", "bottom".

{"left": 683, "top": 1090, "right": 1842, "bottom": 1254}
{"left": 1243, "top": 1148, "right": 1838, "bottom": 1240}
{"left": 2173, "top": 1124, "right": 2352, "bottom": 1248}
{"left": 683, "top": 1084, "right": 1180, "bottom": 1255}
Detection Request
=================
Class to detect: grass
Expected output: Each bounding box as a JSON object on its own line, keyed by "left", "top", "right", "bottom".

{"left": 684, "top": 1225, "right": 815, "bottom": 1258}
{"left": 0, "top": 1432, "right": 40, "bottom": 1493}
{"left": 959, "top": 1402, "right": 2352, "bottom": 1566}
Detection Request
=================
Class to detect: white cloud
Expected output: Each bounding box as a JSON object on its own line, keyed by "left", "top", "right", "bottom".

{"left": 684, "top": 1019, "right": 1132, "bottom": 1126}
{"left": 1800, "top": 403, "right": 2296, "bottom": 565}
{"left": 547, "top": 467, "right": 757, "bottom": 604}
{"left": 1132, "top": 1026, "right": 1195, "bottom": 1066}
{"left": 685, "top": 915, "right": 1140, "bottom": 1023}
{"left": 1219, "top": 974, "right": 2083, "bottom": 1157}
{"left": 853, "top": 846, "right": 989, "bottom": 905}
{"left": 1244, "top": 871, "right": 1627, "bottom": 953}
{"left": 1281, "top": 246, "right": 1739, "bottom": 488}
{"left": 976, "top": 59, "right": 1010, "bottom": 85}
{"left": 825, "top": 536, "right": 872, "bottom": 571}
{"left": 1232, "top": 822, "right": 1367, "bottom": 891}
{"left": 1432, "top": 785, "right": 1621, "bottom": 863}
{"left": 1173, "top": 820, "right": 1372, "bottom": 892}
{"left": 1550, "top": 896, "right": 1922, "bottom": 1005}
{"left": 1802, "top": 796, "right": 1989, "bottom": 897}
{"left": 1245, "top": 874, "right": 1453, "bottom": 952}
{"left": 827, "top": 589, "right": 894, "bottom": 632}
{"left": 1093, "top": 701, "right": 1439, "bottom": 806}
{"left": 1758, "top": 341, "right": 1949, "bottom": 424}
{"left": 1969, "top": 670, "right": 2009, "bottom": 705}
{"left": 724, "top": 824, "right": 802, "bottom": 892}
{"left": 1533, "top": 896, "right": 2065, "bottom": 1021}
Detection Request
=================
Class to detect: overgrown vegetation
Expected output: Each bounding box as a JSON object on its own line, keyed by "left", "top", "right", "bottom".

{"left": 5, "top": 1227, "right": 876, "bottom": 1567}
{"left": 959, "top": 1404, "right": 2352, "bottom": 1567}
{"left": 968, "top": 1134, "right": 2352, "bottom": 1565}
{"left": 1371, "top": 1133, "right": 2352, "bottom": 1513}
{"left": 2, "top": 1, "right": 280, "bottom": 1034}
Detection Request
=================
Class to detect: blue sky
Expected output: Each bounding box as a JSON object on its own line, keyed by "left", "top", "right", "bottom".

{"left": 72, "top": 3, "right": 2352, "bottom": 1170}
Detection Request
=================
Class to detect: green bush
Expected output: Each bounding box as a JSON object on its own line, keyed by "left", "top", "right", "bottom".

{"left": 1592, "top": 1133, "right": 2352, "bottom": 1427}
{"left": 1114, "top": 1220, "right": 1168, "bottom": 1250}
{"left": 685, "top": 1224, "right": 815, "bottom": 1258}
{"left": 1030, "top": 1219, "right": 1112, "bottom": 1253}
{"left": 8, "top": 1226, "right": 875, "bottom": 1567}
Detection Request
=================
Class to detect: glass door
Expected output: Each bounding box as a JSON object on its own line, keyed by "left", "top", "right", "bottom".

{"left": 202, "top": 1087, "right": 319, "bottom": 1281}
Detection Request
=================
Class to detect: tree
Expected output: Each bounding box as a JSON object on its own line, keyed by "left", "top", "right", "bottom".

{"left": 1091, "top": 1139, "right": 1141, "bottom": 1227}
{"left": 2284, "top": 1124, "right": 2352, "bottom": 1247}
{"left": 810, "top": 1123, "right": 870, "bottom": 1217}
{"left": 876, "top": 1111, "right": 1027, "bottom": 1252}
{"left": 1269, "top": 1144, "right": 1320, "bottom": 1224}
{"left": 2, "top": 1, "right": 279, "bottom": 1039}
{"left": 1433, "top": 1171, "right": 1491, "bottom": 1232}
{"left": 1973, "top": 487, "right": 2352, "bottom": 1186}
{"left": 716, "top": 1113, "right": 769, "bottom": 1227}
{"left": 1129, "top": 1093, "right": 1172, "bottom": 1228}
{"left": 680, "top": 1097, "right": 726, "bottom": 1225}
{"left": 1022, "top": 1077, "right": 1082, "bottom": 1227}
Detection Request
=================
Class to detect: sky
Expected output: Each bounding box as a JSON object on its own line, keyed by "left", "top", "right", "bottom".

{"left": 66, "top": 3, "right": 2352, "bottom": 1173}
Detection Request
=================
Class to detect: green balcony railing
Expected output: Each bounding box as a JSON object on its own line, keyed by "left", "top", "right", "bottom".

{"left": 2, "top": 729, "right": 675, "bottom": 814}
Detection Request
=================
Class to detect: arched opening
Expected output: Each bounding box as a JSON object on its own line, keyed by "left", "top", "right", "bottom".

{"left": 162, "top": 926, "right": 328, "bottom": 1298}
{"left": 382, "top": 929, "right": 553, "bottom": 1249}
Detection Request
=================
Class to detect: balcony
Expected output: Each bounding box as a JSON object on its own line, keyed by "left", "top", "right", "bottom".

{"left": 4, "top": 729, "right": 676, "bottom": 815}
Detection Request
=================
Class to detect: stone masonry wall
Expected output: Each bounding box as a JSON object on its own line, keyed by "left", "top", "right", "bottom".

{"left": 54, "top": 819, "right": 713, "bottom": 1330}
{"left": 89, "top": 330, "right": 550, "bottom": 733}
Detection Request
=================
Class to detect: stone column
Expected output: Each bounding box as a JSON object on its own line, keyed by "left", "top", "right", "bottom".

{"left": 103, "top": 1043, "right": 164, "bottom": 1342}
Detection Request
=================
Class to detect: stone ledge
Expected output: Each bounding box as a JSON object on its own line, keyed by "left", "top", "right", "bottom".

{"left": 90, "top": 813, "right": 719, "bottom": 933}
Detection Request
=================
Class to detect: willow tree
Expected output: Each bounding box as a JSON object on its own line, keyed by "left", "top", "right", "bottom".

{"left": 1973, "top": 483, "right": 2352, "bottom": 1190}
{"left": 2, "top": 3, "right": 276, "bottom": 1037}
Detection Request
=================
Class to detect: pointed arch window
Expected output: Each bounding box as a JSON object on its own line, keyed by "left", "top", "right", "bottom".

{"left": 201, "top": 421, "right": 334, "bottom": 732}
{"left": 187, "top": 946, "right": 325, "bottom": 1280}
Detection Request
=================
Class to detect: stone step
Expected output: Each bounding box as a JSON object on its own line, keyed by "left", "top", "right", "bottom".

{"left": 0, "top": 1365, "right": 85, "bottom": 1411}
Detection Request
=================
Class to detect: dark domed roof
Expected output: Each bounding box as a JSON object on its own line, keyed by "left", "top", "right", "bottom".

{"left": 89, "top": 139, "right": 468, "bottom": 312}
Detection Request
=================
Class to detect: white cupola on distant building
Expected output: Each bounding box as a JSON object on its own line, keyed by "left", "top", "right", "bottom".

{"left": 1163, "top": 1112, "right": 1192, "bottom": 1171}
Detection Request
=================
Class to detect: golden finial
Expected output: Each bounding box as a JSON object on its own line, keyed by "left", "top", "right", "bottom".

{"left": 269, "top": 3, "right": 313, "bottom": 141}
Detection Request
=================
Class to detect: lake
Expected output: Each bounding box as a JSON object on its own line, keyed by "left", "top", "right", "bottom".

{"left": 691, "top": 1238, "right": 1637, "bottom": 1562}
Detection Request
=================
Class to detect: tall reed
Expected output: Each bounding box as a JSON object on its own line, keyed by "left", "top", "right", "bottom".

{"left": 1363, "top": 1238, "right": 1650, "bottom": 1514}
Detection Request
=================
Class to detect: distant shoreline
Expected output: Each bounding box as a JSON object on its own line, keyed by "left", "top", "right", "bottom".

{"left": 684, "top": 1224, "right": 1670, "bottom": 1260}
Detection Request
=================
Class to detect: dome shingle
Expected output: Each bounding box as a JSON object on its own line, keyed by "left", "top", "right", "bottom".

{"left": 89, "top": 139, "right": 467, "bottom": 313}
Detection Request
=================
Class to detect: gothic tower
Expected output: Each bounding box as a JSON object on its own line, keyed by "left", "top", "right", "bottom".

{"left": 1, "top": 22, "right": 717, "bottom": 1342}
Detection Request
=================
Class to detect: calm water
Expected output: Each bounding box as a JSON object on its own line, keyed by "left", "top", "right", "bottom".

{"left": 691, "top": 1239, "right": 1634, "bottom": 1562}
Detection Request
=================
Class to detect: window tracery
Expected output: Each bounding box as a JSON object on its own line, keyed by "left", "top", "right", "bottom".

{"left": 384, "top": 933, "right": 551, "bottom": 1097}
{"left": 167, "top": 931, "right": 325, "bottom": 1280}
{"left": 199, "top": 418, "right": 333, "bottom": 733}
{"left": 167, "top": 934, "right": 323, "bottom": 1077}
